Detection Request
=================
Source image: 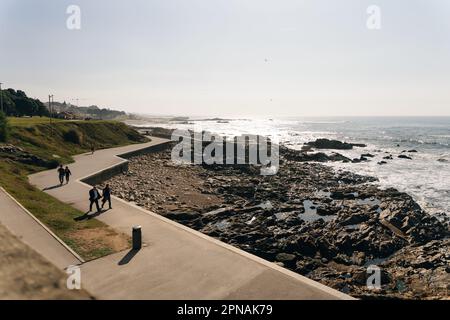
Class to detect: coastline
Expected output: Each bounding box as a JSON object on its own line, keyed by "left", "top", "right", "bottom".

{"left": 103, "top": 128, "right": 449, "bottom": 299}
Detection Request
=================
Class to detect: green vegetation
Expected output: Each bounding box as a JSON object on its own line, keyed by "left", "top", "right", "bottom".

{"left": 1, "top": 87, "right": 128, "bottom": 120}
{"left": 63, "top": 129, "right": 83, "bottom": 145}
{"left": 0, "top": 161, "right": 128, "bottom": 260}
{"left": 0, "top": 119, "right": 146, "bottom": 260}
{"left": 0, "top": 112, "right": 9, "bottom": 142}
{"left": 50, "top": 101, "right": 127, "bottom": 120}
{"left": 9, "top": 119, "right": 146, "bottom": 164}
{"left": 7, "top": 116, "right": 67, "bottom": 127}
{"left": 1, "top": 89, "right": 48, "bottom": 117}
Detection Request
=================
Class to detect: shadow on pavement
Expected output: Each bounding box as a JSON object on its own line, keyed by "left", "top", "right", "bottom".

{"left": 43, "top": 184, "right": 64, "bottom": 191}
{"left": 118, "top": 249, "right": 140, "bottom": 265}
{"left": 74, "top": 209, "right": 109, "bottom": 221}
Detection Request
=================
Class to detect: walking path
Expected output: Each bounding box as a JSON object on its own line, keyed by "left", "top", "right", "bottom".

{"left": 27, "top": 138, "right": 352, "bottom": 300}
{"left": 0, "top": 187, "right": 81, "bottom": 269}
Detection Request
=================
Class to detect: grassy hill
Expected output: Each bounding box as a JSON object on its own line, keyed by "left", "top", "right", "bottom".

{"left": 0, "top": 118, "right": 148, "bottom": 260}
{"left": 8, "top": 119, "right": 146, "bottom": 165}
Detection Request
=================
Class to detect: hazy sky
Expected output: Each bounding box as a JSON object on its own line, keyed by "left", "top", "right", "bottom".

{"left": 1, "top": 0, "right": 450, "bottom": 116}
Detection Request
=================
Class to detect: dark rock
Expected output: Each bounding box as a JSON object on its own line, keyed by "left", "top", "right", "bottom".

{"left": 163, "top": 211, "right": 199, "bottom": 220}
{"left": 295, "top": 235, "right": 317, "bottom": 256}
{"left": 334, "top": 254, "right": 352, "bottom": 265}
{"left": 398, "top": 155, "right": 412, "bottom": 160}
{"left": 280, "top": 147, "right": 351, "bottom": 163}
{"left": 295, "top": 258, "right": 321, "bottom": 274}
{"left": 103, "top": 138, "right": 449, "bottom": 299}
{"left": 330, "top": 191, "right": 356, "bottom": 200}
{"left": 305, "top": 139, "right": 366, "bottom": 150}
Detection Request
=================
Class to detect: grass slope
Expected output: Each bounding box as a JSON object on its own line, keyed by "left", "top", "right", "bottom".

{"left": 0, "top": 118, "right": 148, "bottom": 260}
{"left": 9, "top": 119, "right": 145, "bottom": 164}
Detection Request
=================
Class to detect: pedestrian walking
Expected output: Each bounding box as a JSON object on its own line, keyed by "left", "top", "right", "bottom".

{"left": 101, "top": 184, "right": 112, "bottom": 209}
{"left": 65, "top": 166, "right": 72, "bottom": 184}
{"left": 88, "top": 186, "right": 101, "bottom": 213}
{"left": 57, "top": 165, "right": 65, "bottom": 185}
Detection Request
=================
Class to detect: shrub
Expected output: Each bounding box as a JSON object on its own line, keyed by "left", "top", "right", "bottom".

{"left": 0, "top": 111, "right": 10, "bottom": 142}
{"left": 63, "top": 129, "right": 83, "bottom": 145}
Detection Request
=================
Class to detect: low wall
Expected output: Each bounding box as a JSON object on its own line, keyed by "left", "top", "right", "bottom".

{"left": 118, "top": 141, "right": 173, "bottom": 159}
{"left": 81, "top": 141, "right": 172, "bottom": 186}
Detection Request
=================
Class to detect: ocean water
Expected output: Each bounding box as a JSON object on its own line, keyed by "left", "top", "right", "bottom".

{"left": 137, "top": 116, "right": 450, "bottom": 216}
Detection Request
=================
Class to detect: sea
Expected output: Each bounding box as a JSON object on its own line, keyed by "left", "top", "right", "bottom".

{"left": 134, "top": 116, "right": 450, "bottom": 217}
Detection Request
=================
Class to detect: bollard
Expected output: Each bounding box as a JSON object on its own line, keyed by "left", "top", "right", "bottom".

{"left": 132, "top": 225, "right": 142, "bottom": 250}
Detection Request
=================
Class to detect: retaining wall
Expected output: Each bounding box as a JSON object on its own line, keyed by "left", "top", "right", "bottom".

{"left": 81, "top": 141, "right": 172, "bottom": 186}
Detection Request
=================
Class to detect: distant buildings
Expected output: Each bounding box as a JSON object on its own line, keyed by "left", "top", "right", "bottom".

{"left": 55, "top": 111, "right": 77, "bottom": 120}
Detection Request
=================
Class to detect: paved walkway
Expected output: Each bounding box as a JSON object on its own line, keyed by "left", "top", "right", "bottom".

{"left": 0, "top": 187, "right": 81, "bottom": 270}
{"left": 28, "top": 138, "right": 352, "bottom": 300}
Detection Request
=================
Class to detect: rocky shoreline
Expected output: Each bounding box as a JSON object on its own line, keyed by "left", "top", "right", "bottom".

{"left": 103, "top": 137, "right": 449, "bottom": 299}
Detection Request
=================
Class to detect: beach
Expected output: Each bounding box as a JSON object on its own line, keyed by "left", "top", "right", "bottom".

{"left": 103, "top": 131, "right": 449, "bottom": 299}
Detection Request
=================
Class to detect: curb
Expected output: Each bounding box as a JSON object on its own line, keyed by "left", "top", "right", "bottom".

{"left": 0, "top": 186, "right": 85, "bottom": 264}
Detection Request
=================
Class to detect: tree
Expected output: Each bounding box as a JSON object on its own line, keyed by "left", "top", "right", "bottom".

{"left": 0, "top": 90, "right": 15, "bottom": 115}
{"left": 35, "top": 99, "right": 49, "bottom": 117}
{"left": 15, "top": 97, "right": 38, "bottom": 116}
{"left": 0, "top": 111, "right": 10, "bottom": 142}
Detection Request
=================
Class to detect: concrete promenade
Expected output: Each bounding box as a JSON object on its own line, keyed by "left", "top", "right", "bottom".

{"left": 0, "top": 187, "right": 82, "bottom": 269}
{"left": 26, "top": 138, "right": 352, "bottom": 300}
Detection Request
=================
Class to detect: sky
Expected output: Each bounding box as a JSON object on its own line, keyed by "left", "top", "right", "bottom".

{"left": 1, "top": 0, "right": 450, "bottom": 117}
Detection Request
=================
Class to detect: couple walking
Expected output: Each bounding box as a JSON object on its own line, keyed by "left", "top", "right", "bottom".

{"left": 88, "top": 184, "right": 112, "bottom": 213}
{"left": 57, "top": 165, "right": 72, "bottom": 185}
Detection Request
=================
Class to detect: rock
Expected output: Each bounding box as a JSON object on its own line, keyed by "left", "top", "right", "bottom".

{"left": 316, "top": 207, "right": 339, "bottom": 216}
{"left": 0, "top": 144, "right": 24, "bottom": 153}
{"left": 378, "top": 161, "right": 387, "bottom": 165}
{"left": 408, "top": 150, "right": 418, "bottom": 153}
{"left": 275, "top": 253, "right": 296, "bottom": 263}
{"left": 100, "top": 137, "right": 449, "bottom": 299}
{"left": 280, "top": 147, "right": 351, "bottom": 163}
{"left": 334, "top": 254, "right": 352, "bottom": 265}
{"left": 163, "top": 211, "right": 200, "bottom": 220}
{"left": 295, "top": 258, "right": 321, "bottom": 274}
{"left": 295, "top": 235, "right": 317, "bottom": 256}
{"left": 351, "top": 251, "right": 366, "bottom": 266}
{"left": 330, "top": 191, "right": 356, "bottom": 200}
{"left": 305, "top": 139, "right": 366, "bottom": 150}
{"left": 398, "top": 155, "right": 412, "bottom": 160}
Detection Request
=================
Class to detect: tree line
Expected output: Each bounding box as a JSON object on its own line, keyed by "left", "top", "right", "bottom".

{"left": 0, "top": 89, "right": 49, "bottom": 117}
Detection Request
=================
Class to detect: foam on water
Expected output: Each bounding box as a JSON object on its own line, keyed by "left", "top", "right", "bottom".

{"left": 140, "top": 116, "right": 450, "bottom": 216}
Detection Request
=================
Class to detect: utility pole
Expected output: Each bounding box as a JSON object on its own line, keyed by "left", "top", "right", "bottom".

{"left": 0, "top": 82, "right": 3, "bottom": 114}
{"left": 49, "top": 95, "right": 54, "bottom": 134}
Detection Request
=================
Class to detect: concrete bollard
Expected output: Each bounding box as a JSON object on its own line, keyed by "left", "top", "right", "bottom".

{"left": 132, "top": 225, "right": 142, "bottom": 250}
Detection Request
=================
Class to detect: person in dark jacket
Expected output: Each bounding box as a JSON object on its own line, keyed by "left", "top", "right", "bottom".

{"left": 88, "top": 186, "right": 101, "bottom": 213}
{"left": 64, "top": 166, "right": 72, "bottom": 184}
{"left": 101, "top": 184, "right": 112, "bottom": 210}
{"left": 57, "top": 165, "right": 65, "bottom": 185}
